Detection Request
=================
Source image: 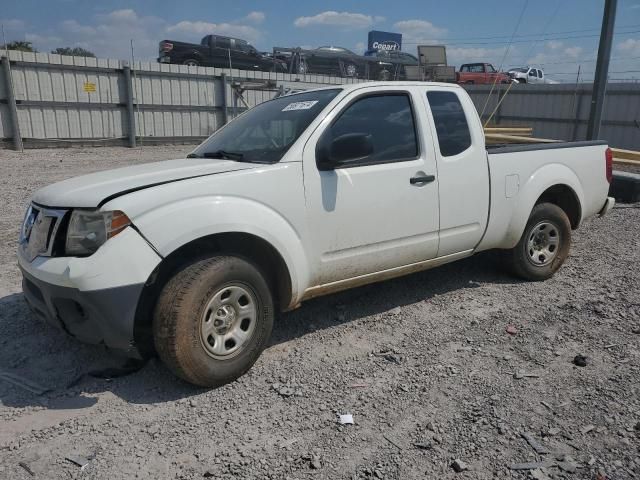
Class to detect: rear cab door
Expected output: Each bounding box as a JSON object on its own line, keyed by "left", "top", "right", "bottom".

{"left": 422, "top": 86, "right": 490, "bottom": 256}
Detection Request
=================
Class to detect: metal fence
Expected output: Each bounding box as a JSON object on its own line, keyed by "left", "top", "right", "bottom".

{"left": 465, "top": 83, "right": 640, "bottom": 151}
{"left": 0, "top": 50, "right": 365, "bottom": 149}
{"left": 2, "top": 50, "right": 640, "bottom": 151}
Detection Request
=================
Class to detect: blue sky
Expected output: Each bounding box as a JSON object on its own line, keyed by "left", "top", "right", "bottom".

{"left": 2, "top": 0, "right": 640, "bottom": 81}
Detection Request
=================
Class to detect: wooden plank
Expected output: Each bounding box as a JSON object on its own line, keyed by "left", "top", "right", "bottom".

{"left": 485, "top": 133, "right": 560, "bottom": 144}
{"left": 611, "top": 148, "right": 640, "bottom": 162}
{"left": 485, "top": 134, "right": 640, "bottom": 165}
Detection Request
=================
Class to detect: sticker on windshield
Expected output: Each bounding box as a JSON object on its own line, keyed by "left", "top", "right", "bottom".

{"left": 282, "top": 100, "right": 319, "bottom": 111}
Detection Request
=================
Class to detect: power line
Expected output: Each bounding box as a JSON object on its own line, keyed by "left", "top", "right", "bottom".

{"left": 480, "top": 0, "right": 529, "bottom": 120}
{"left": 402, "top": 27, "right": 640, "bottom": 46}
{"left": 403, "top": 23, "right": 640, "bottom": 42}
{"left": 522, "top": 0, "right": 562, "bottom": 61}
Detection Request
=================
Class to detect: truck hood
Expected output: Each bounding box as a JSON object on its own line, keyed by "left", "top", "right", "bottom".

{"left": 32, "top": 158, "right": 258, "bottom": 208}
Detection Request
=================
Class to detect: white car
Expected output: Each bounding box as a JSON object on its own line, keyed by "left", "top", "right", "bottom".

{"left": 508, "top": 66, "right": 559, "bottom": 84}
{"left": 18, "top": 82, "right": 614, "bottom": 386}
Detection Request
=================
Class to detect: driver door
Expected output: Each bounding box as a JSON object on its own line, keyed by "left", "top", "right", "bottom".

{"left": 302, "top": 87, "right": 440, "bottom": 287}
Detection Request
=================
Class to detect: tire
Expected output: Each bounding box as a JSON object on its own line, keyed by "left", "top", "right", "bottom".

{"left": 505, "top": 203, "right": 571, "bottom": 281}
{"left": 183, "top": 59, "right": 200, "bottom": 67}
{"left": 153, "top": 256, "right": 274, "bottom": 387}
{"left": 296, "top": 60, "right": 307, "bottom": 75}
{"left": 378, "top": 69, "right": 391, "bottom": 81}
{"left": 345, "top": 63, "right": 357, "bottom": 77}
{"left": 465, "top": 80, "right": 475, "bottom": 85}
{"left": 517, "top": 78, "right": 526, "bottom": 84}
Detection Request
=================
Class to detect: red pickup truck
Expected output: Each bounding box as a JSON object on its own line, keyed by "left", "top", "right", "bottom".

{"left": 457, "top": 63, "right": 512, "bottom": 85}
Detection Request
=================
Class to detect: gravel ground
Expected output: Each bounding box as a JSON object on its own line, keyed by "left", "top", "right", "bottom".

{"left": 0, "top": 146, "right": 639, "bottom": 480}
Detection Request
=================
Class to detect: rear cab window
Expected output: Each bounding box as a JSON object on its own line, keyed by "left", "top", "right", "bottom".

{"left": 426, "top": 91, "right": 472, "bottom": 157}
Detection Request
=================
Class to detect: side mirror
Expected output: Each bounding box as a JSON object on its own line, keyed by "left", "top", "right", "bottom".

{"left": 317, "top": 133, "right": 373, "bottom": 170}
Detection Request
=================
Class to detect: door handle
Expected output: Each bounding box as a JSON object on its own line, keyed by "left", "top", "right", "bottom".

{"left": 410, "top": 175, "right": 435, "bottom": 185}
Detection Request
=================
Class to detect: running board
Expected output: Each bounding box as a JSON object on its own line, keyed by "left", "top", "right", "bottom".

{"left": 301, "top": 250, "right": 474, "bottom": 301}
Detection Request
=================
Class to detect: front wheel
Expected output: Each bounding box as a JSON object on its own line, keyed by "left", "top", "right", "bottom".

{"left": 182, "top": 59, "right": 200, "bottom": 67}
{"left": 505, "top": 203, "right": 571, "bottom": 281}
{"left": 153, "top": 256, "right": 274, "bottom": 387}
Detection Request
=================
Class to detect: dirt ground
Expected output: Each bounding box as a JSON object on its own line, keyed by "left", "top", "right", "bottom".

{"left": 0, "top": 146, "right": 638, "bottom": 480}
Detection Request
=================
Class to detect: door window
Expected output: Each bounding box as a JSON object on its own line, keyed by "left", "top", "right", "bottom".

{"left": 325, "top": 94, "right": 418, "bottom": 166}
{"left": 529, "top": 68, "right": 537, "bottom": 77}
{"left": 537, "top": 69, "right": 543, "bottom": 78}
{"left": 427, "top": 91, "right": 472, "bottom": 157}
{"left": 215, "top": 37, "right": 231, "bottom": 49}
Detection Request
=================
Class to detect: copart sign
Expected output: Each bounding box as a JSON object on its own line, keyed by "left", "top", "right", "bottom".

{"left": 367, "top": 30, "right": 403, "bottom": 52}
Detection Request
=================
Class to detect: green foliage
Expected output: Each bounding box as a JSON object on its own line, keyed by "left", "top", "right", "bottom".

{"left": 1, "top": 41, "right": 36, "bottom": 52}
{"left": 51, "top": 47, "right": 96, "bottom": 57}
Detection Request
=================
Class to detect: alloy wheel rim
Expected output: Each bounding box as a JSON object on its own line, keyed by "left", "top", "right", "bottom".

{"left": 200, "top": 284, "right": 257, "bottom": 359}
{"left": 526, "top": 221, "right": 560, "bottom": 266}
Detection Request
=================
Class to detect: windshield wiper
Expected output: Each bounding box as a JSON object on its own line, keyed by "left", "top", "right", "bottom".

{"left": 201, "top": 150, "right": 245, "bottom": 160}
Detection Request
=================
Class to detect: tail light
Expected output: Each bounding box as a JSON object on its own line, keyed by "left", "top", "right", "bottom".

{"left": 605, "top": 147, "right": 613, "bottom": 184}
{"left": 160, "top": 42, "right": 173, "bottom": 53}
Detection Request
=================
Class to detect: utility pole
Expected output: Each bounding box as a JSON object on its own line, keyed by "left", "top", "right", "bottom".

{"left": 586, "top": 0, "right": 617, "bottom": 140}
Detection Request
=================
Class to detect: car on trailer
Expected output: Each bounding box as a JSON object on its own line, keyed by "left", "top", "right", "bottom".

{"left": 508, "top": 66, "right": 559, "bottom": 84}
{"left": 364, "top": 50, "right": 419, "bottom": 80}
{"left": 457, "top": 63, "right": 512, "bottom": 85}
{"left": 158, "top": 34, "right": 287, "bottom": 72}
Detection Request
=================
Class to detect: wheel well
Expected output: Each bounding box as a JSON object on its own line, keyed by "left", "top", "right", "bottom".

{"left": 535, "top": 185, "right": 581, "bottom": 229}
{"left": 133, "top": 232, "right": 292, "bottom": 357}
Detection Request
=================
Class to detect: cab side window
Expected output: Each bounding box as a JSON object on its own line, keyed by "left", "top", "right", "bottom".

{"left": 427, "top": 91, "right": 472, "bottom": 157}
{"left": 327, "top": 93, "right": 418, "bottom": 165}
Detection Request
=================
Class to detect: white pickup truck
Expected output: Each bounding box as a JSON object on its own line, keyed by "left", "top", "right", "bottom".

{"left": 18, "top": 82, "right": 614, "bottom": 387}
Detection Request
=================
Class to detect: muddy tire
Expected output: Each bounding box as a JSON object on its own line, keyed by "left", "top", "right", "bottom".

{"left": 506, "top": 203, "right": 571, "bottom": 281}
{"left": 153, "top": 256, "right": 274, "bottom": 387}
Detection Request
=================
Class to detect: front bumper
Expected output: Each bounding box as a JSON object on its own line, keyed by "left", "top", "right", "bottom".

{"left": 598, "top": 196, "right": 615, "bottom": 217}
{"left": 18, "top": 227, "right": 162, "bottom": 357}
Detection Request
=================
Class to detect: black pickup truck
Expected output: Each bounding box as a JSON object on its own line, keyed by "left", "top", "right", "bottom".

{"left": 158, "top": 34, "right": 287, "bottom": 72}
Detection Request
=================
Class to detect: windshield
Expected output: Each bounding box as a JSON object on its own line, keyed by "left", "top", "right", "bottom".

{"left": 191, "top": 89, "right": 341, "bottom": 163}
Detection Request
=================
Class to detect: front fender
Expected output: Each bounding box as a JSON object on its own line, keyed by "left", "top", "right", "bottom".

{"left": 129, "top": 196, "right": 310, "bottom": 304}
{"left": 502, "top": 163, "right": 585, "bottom": 248}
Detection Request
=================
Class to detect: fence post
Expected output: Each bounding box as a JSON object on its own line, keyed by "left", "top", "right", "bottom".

{"left": 220, "top": 73, "right": 228, "bottom": 126}
{"left": 122, "top": 63, "right": 136, "bottom": 148}
{"left": 495, "top": 85, "right": 503, "bottom": 125}
{"left": 1, "top": 56, "right": 23, "bottom": 151}
{"left": 571, "top": 88, "right": 584, "bottom": 141}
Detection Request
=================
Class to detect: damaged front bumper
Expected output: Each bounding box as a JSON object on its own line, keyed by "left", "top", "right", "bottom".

{"left": 18, "top": 227, "right": 162, "bottom": 357}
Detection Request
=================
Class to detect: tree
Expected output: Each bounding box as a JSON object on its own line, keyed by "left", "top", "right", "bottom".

{"left": 0, "top": 41, "right": 36, "bottom": 52}
{"left": 51, "top": 47, "right": 96, "bottom": 58}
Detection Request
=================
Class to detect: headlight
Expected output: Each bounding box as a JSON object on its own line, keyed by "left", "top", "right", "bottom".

{"left": 65, "top": 210, "right": 131, "bottom": 256}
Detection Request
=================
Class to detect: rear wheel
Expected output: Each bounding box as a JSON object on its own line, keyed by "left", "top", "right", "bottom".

{"left": 505, "top": 203, "right": 571, "bottom": 281}
{"left": 153, "top": 256, "right": 274, "bottom": 387}
{"left": 183, "top": 59, "right": 200, "bottom": 67}
{"left": 465, "top": 80, "right": 475, "bottom": 85}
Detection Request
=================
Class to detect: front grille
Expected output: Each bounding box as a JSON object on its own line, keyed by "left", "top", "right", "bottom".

{"left": 20, "top": 205, "right": 67, "bottom": 262}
